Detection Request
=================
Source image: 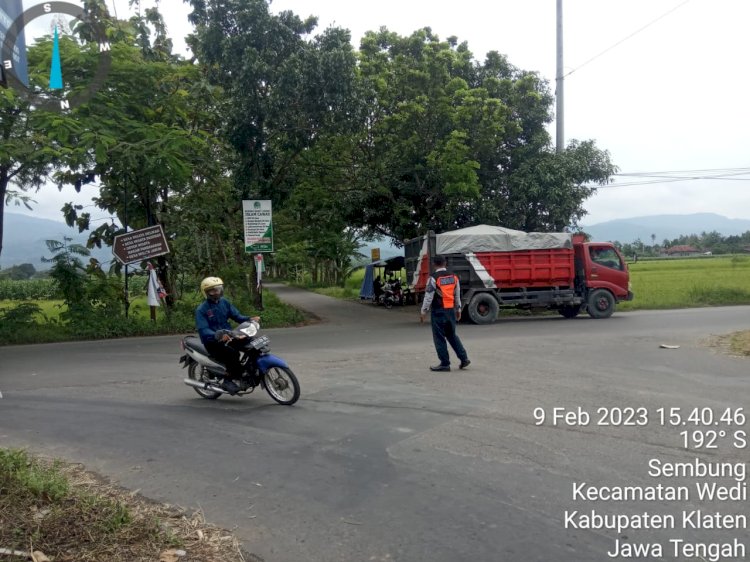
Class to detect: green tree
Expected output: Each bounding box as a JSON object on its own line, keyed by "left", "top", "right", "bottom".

{"left": 31, "top": 3, "right": 226, "bottom": 304}
{"left": 42, "top": 238, "right": 90, "bottom": 322}
{"left": 185, "top": 0, "right": 363, "bottom": 284}
{"left": 346, "top": 29, "right": 616, "bottom": 239}
{"left": 185, "top": 0, "right": 360, "bottom": 205}
{"left": 274, "top": 136, "right": 367, "bottom": 285}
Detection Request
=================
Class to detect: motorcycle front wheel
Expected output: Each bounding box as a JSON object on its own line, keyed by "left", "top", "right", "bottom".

{"left": 262, "top": 366, "right": 300, "bottom": 405}
{"left": 187, "top": 362, "right": 222, "bottom": 400}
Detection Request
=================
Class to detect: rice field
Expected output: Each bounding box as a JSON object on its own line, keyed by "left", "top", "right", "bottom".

{"left": 618, "top": 255, "right": 750, "bottom": 310}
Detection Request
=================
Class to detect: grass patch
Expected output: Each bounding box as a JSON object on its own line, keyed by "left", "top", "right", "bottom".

{"left": 0, "top": 448, "right": 245, "bottom": 561}
{"left": 313, "top": 286, "right": 361, "bottom": 300}
{"left": 729, "top": 331, "right": 750, "bottom": 356}
{"left": 305, "top": 267, "right": 367, "bottom": 300}
{"left": 687, "top": 286, "right": 750, "bottom": 306}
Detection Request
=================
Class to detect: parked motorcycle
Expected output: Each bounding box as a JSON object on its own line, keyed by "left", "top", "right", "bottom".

{"left": 179, "top": 320, "right": 300, "bottom": 404}
{"left": 380, "top": 278, "right": 404, "bottom": 308}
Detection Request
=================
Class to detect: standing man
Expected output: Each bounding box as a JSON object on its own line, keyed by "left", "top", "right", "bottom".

{"left": 420, "top": 256, "right": 471, "bottom": 372}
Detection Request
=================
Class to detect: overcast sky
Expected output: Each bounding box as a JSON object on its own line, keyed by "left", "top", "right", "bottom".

{"left": 11, "top": 0, "right": 750, "bottom": 227}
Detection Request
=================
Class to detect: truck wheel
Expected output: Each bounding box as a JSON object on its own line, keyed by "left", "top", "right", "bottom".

{"left": 559, "top": 304, "right": 582, "bottom": 319}
{"left": 467, "top": 293, "right": 499, "bottom": 324}
{"left": 587, "top": 289, "right": 615, "bottom": 319}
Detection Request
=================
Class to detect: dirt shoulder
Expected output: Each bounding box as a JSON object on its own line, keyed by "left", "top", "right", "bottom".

{"left": 707, "top": 329, "right": 750, "bottom": 357}
{"left": 0, "top": 449, "right": 251, "bottom": 562}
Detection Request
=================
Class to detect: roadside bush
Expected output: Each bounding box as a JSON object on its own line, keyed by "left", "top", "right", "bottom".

{"left": 0, "top": 301, "right": 44, "bottom": 327}
{"left": 0, "top": 287, "right": 306, "bottom": 345}
{"left": 0, "top": 302, "right": 50, "bottom": 344}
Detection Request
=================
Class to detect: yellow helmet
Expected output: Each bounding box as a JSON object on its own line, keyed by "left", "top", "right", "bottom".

{"left": 200, "top": 276, "right": 224, "bottom": 297}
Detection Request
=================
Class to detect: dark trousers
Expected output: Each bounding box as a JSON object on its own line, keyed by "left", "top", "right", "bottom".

{"left": 431, "top": 310, "right": 468, "bottom": 366}
{"left": 205, "top": 339, "right": 244, "bottom": 379}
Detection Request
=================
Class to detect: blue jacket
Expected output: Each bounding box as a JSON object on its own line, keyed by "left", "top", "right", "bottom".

{"left": 196, "top": 298, "right": 250, "bottom": 345}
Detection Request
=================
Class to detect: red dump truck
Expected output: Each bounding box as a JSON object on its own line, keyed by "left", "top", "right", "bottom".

{"left": 404, "top": 225, "right": 632, "bottom": 324}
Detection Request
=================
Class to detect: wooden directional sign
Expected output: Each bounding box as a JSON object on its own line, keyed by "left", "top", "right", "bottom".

{"left": 113, "top": 225, "right": 170, "bottom": 264}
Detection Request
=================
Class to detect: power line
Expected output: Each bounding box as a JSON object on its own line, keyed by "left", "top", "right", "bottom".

{"left": 597, "top": 177, "right": 750, "bottom": 189}
{"left": 616, "top": 166, "right": 750, "bottom": 175}
{"left": 564, "top": 0, "right": 691, "bottom": 78}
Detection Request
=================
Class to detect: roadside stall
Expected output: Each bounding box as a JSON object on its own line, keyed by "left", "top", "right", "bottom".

{"left": 359, "top": 256, "right": 412, "bottom": 305}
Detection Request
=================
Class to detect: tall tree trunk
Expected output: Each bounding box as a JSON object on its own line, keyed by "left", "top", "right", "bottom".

{"left": 157, "top": 254, "right": 175, "bottom": 308}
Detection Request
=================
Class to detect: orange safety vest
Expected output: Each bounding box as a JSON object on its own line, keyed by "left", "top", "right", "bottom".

{"left": 432, "top": 272, "right": 457, "bottom": 310}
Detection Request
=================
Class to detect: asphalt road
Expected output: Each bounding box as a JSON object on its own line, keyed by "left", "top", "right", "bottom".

{"left": 1, "top": 286, "right": 749, "bottom": 562}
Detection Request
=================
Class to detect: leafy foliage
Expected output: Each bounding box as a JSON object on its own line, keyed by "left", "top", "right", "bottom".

{"left": 342, "top": 28, "right": 616, "bottom": 240}
{"left": 42, "top": 238, "right": 92, "bottom": 321}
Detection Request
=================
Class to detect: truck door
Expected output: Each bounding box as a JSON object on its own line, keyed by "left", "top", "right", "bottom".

{"left": 586, "top": 245, "right": 629, "bottom": 299}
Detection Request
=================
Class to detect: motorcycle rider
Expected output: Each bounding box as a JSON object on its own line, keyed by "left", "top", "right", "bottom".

{"left": 196, "top": 277, "right": 259, "bottom": 395}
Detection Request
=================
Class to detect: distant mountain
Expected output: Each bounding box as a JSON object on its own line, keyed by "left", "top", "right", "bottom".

{"left": 1, "top": 212, "right": 114, "bottom": 270}
{"left": 582, "top": 213, "right": 750, "bottom": 244}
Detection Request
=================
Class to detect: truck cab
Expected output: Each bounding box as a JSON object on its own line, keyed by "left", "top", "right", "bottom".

{"left": 574, "top": 239, "right": 633, "bottom": 319}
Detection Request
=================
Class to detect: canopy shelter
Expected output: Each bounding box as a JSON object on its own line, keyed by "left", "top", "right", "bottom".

{"left": 359, "top": 256, "right": 406, "bottom": 300}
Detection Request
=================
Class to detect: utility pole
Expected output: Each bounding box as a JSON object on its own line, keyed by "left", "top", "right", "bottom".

{"left": 556, "top": 0, "right": 564, "bottom": 153}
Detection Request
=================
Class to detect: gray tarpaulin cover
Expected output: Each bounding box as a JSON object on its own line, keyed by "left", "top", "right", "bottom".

{"left": 435, "top": 225, "right": 572, "bottom": 254}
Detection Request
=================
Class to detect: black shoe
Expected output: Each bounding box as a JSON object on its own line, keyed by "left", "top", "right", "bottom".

{"left": 221, "top": 378, "right": 240, "bottom": 395}
{"left": 430, "top": 364, "right": 451, "bottom": 372}
{"left": 459, "top": 359, "right": 471, "bottom": 370}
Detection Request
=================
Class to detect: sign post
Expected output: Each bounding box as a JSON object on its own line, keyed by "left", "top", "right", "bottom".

{"left": 243, "top": 200, "right": 273, "bottom": 311}
{"left": 254, "top": 253, "right": 264, "bottom": 310}
{"left": 113, "top": 224, "right": 170, "bottom": 265}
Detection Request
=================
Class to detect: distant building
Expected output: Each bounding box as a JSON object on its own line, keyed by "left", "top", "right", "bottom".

{"left": 662, "top": 245, "right": 701, "bottom": 257}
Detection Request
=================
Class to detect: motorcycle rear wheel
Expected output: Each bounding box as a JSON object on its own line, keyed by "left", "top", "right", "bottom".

{"left": 188, "top": 362, "right": 222, "bottom": 400}
{"left": 263, "top": 366, "right": 300, "bottom": 405}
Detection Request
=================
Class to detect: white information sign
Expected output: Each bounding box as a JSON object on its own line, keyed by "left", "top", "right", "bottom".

{"left": 243, "top": 200, "right": 273, "bottom": 253}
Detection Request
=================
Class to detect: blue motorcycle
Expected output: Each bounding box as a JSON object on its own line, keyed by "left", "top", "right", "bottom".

{"left": 179, "top": 320, "right": 300, "bottom": 405}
